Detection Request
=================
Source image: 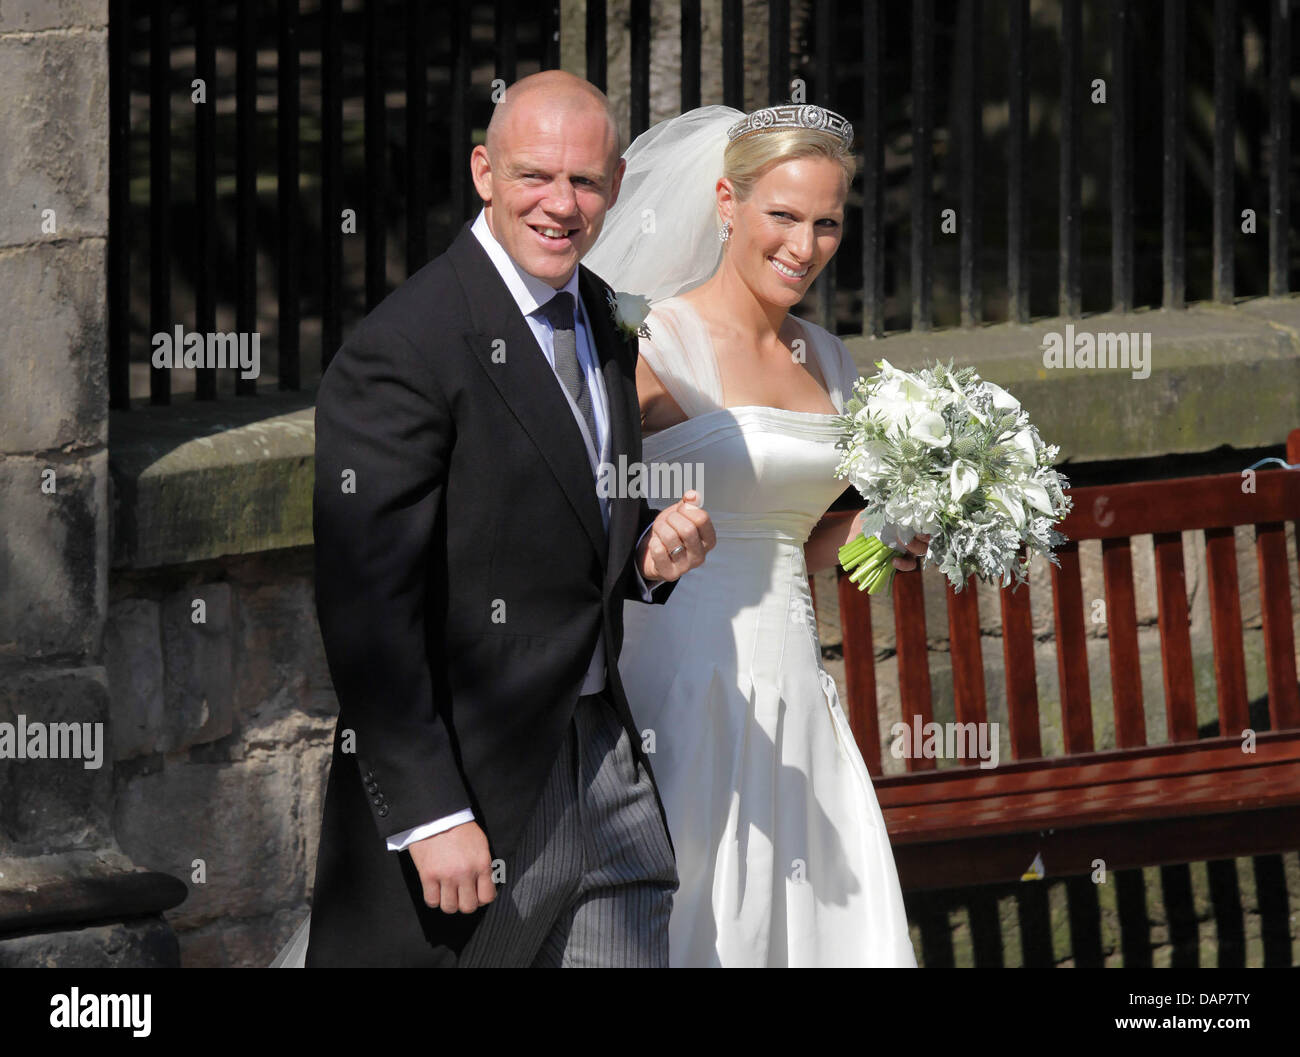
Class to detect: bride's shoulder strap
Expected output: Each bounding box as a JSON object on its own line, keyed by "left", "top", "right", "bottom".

{"left": 793, "top": 316, "right": 863, "bottom": 413}
{"left": 636, "top": 297, "right": 724, "bottom": 418}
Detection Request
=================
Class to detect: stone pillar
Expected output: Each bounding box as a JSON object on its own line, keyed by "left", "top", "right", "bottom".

{"left": 0, "top": 0, "right": 184, "bottom": 966}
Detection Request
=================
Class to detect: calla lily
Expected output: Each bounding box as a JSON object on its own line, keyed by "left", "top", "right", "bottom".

{"left": 950, "top": 459, "right": 980, "bottom": 502}
{"left": 908, "top": 410, "right": 951, "bottom": 448}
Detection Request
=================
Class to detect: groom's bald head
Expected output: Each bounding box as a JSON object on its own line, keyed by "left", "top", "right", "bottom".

{"left": 485, "top": 71, "right": 622, "bottom": 170}
{"left": 471, "top": 71, "right": 626, "bottom": 287}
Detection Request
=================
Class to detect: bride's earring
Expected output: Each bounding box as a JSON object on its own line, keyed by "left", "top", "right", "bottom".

{"left": 718, "top": 221, "right": 731, "bottom": 244}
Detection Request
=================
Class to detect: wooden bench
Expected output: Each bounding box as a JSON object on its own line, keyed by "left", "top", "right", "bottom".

{"left": 821, "top": 429, "right": 1300, "bottom": 892}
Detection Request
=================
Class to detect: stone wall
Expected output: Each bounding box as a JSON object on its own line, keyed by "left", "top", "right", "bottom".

{"left": 0, "top": 0, "right": 184, "bottom": 966}
{"left": 106, "top": 549, "right": 335, "bottom": 967}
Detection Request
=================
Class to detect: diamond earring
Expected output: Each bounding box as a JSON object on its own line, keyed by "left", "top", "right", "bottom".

{"left": 718, "top": 221, "right": 731, "bottom": 243}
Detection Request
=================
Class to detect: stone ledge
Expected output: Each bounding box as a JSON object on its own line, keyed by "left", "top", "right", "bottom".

{"left": 108, "top": 300, "right": 1297, "bottom": 569}
{"left": 0, "top": 849, "right": 187, "bottom": 935}
{"left": 110, "top": 390, "right": 315, "bottom": 570}
{"left": 842, "top": 296, "right": 1300, "bottom": 464}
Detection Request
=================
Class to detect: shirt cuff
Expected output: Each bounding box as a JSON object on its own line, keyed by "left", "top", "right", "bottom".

{"left": 633, "top": 523, "right": 667, "bottom": 600}
{"left": 386, "top": 808, "right": 475, "bottom": 852}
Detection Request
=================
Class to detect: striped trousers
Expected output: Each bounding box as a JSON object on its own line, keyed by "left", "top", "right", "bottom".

{"left": 458, "top": 691, "right": 679, "bottom": 967}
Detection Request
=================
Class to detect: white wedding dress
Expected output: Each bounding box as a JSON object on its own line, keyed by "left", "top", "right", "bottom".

{"left": 618, "top": 297, "right": 917, "bottom": 967}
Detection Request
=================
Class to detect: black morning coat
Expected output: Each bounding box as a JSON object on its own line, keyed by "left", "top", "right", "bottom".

{"left": 306, "top": 223, "right": 675, "bottom": 966}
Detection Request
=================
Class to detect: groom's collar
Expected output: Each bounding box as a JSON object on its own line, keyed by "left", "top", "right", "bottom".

{"left": 470, "top": 209, "right": 584, "bottom": 322}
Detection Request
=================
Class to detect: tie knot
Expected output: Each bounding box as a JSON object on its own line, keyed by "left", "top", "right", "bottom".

{"left": 538, "top": 291, "right": 576, "bottom": 331}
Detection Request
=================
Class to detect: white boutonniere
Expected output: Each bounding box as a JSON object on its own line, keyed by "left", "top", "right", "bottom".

{"left": 605, "top": 290, "right": 652, "bottom": 340}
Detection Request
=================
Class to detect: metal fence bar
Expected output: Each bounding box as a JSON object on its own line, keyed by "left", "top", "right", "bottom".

{"left": 861, "top": 0, "right": 884, "bottom": 338}
{"left": 585, "top": 0, "right": 605, "bottom": 91}
{"left": 278, "top": 0, "right": 301, "bottom": 390}
{"left": 768, "top": 0, "right": 789, "bottom": 103}
{"left": 108, "top": 0, "right": 130, "bottom": 409}
{"left": 321, "top": 0, "right": 342, "bottom": 371}
{"left": 1007, "top": 0, "right": 1029, "bottom": 323}
{"left": 451, "top": 0, "right": 472, "bottom": 221}
{"left": 1111, "top": 0, "right": 1134, "bottom": 312}
{"left": 681, "top": 0, "right": 701, "bottom": 112}
{"left": 958, "top": 0, "right": 982, "bottom": 328}
{"left": 1269, "top": 0, "right": 1291, "bottom": 296}
{"left": 496, "top": 0, "right": 518, "bottom": 84}
{"left": 365, "top": 0, "right": 386, "bottom": 311}
{"left": 150, "top": 4, "right": 171, "bottom": 405}
{"left": 911, "top": 0, "right": 933, "bottom": 332}
{"left": 1059, "top": 0, "right": 1081, "bottom": 318}
{"left": 814, "top": 0, "right": 835, "bottom": 330}
{"left": 1163, "top": 0, "right": 1186, "bottom": 310}
{"left": 195, "top": 0, "right": 217, "bottom": 400}
{"left": 406, "top": 0, "right": 429, "bottom": 276}
{"left": 542, "top": 0, "right": 560, "bottom": 69}
{"left": 630, "top": 0, "right": 650, "bottom": 136}
{"left": 1213, "top": 0, "right": 1236, "bottom": 304}
{"left": 235, "top": 0, "right": 257, "bottom": 395}
{"left": 722, "top": 0, "right": 744, "bottom": 109}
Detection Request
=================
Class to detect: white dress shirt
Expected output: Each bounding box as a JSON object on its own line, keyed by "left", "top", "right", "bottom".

{"left": 386, "top": 211, "right": 661, "bottom": 851}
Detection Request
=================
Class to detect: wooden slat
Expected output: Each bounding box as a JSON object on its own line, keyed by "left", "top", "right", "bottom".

{"left": 893, "top": 568, "right": 934, "bottom": 771}
{"left": 1050, "top": 541, "right": 1093, "bottom": 752}
{"left": 999, "top": 579, "right": 1040, "bottom": 758}
{"left": 891, "top": 805, "right": 1300, "bottom": 891}
{"left": 1102, "top": 537, "right": 1145, "bottom": 747}
{"left": 1256, "top": 521, "right": 1300, "bottom": 729}
{"left": 1153, "top": 531, "right": 1198, "bottom": 741}
{"left": 884, "top": 752, "right": 1300, "bottom": 841}
{"left": 877, "top": 730, "right": 1300, "bottom": 799}
{"left": 1062, "top": 471, "right": 1300, "bottom": 539}
{"left": 946, "top": 577, "right": 987, "bottom": 748}
{"left": 1204, "top": 526, "right": 1249, "bottom": 734}
{"left": 837, "top": 570, "right": 881, "bottom": 775}
{"left": 877, "top": 733, "right": 1300, "bottom": 834}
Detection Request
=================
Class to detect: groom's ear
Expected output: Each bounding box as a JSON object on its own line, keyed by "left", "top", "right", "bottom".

{"left": 470, "top": 145, "right": 494, "bottom": 205}
{"left": 606, "top": 157, "right": 627, "bottom": 210}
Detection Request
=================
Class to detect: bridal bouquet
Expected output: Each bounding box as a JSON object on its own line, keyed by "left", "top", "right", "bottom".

{"left": 834, "top": 360, "right": 1073, "bottom": 594}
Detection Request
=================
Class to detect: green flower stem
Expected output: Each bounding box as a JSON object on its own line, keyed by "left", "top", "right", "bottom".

{"left": 839, "top": 533, "right": 902, "bottom": 595}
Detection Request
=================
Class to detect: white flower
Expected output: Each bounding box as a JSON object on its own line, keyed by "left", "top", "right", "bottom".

{"left": 907, "top": 410, "right": 951, "bottom": 448}
{"left": 1004, "top": 429, "right": 1038, "bottom": 470}
{"left": 1020, "top": 479, "right": 1055, "bottom": 516}
{"left": 949, "top": 459, "right": 980, "bottom": 502}
{"left": 983, "top": 381, "right": 1021, "bottom": 413}
{"left": 987, "top": 485, "right": 1027, "bottom": 530}
{"left": 606, "top": 290, "right": 652, "bottom": 339}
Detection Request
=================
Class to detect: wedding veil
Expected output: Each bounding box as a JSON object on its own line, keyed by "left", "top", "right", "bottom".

{"left": 584, "top": 105, "right": 743, "bottom": 302}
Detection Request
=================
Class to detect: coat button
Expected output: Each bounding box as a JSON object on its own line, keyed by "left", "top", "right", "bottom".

{"left": 372, "top": 796, "right": 383, "bottom": 806}
{"left": 378, "top": 805, "right": 389, "bottom": 817}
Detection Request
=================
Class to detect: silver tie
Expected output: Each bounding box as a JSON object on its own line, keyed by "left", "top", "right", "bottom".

{"left": 537, "top": 291, "right": 598, "bottom": 448}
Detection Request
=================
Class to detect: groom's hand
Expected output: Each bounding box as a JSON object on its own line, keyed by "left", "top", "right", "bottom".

{"left": 640, "top": 490, "right": 715, "bottom": 583}
{"left": 408, "top": 821, "right": 497, "bottom": 914}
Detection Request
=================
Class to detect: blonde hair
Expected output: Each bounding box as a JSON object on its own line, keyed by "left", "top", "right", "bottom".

{"left": 722, "top": 127, "right": 857, "bottom": 202}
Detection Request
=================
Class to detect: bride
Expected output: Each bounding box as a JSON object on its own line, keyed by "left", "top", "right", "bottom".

{"left": 584, "top": 104, "right": 922, "bottom": 967}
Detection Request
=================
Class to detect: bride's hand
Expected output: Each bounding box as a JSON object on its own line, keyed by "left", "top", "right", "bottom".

{"left": 892, "top": 533, "right": 930, "bottom": 572}
{"left": 640, "top": 490, "right": 716, "bottom": 583}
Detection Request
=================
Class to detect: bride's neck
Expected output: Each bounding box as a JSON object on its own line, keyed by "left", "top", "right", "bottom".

{"left": 697, "top": 262, "right": 788, "bottom": 342}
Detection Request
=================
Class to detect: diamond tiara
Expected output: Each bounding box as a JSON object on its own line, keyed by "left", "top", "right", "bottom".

{"left": 726, "top": 104, "right": 854, "bottom": 150}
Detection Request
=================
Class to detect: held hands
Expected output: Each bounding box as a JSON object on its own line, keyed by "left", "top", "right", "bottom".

{"left": 639, "top": 490, "right": 716, "bottom": 583}
{"left": 408, "top": 820, "right": 496, "bottom": 914}
{"left": 891, "top": 533, "right": 931, "bottom": 572}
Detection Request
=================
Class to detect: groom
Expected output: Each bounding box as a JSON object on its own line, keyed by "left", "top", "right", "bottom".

{"left": 306, "top": 71, "right": 714, "bottom": 967}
